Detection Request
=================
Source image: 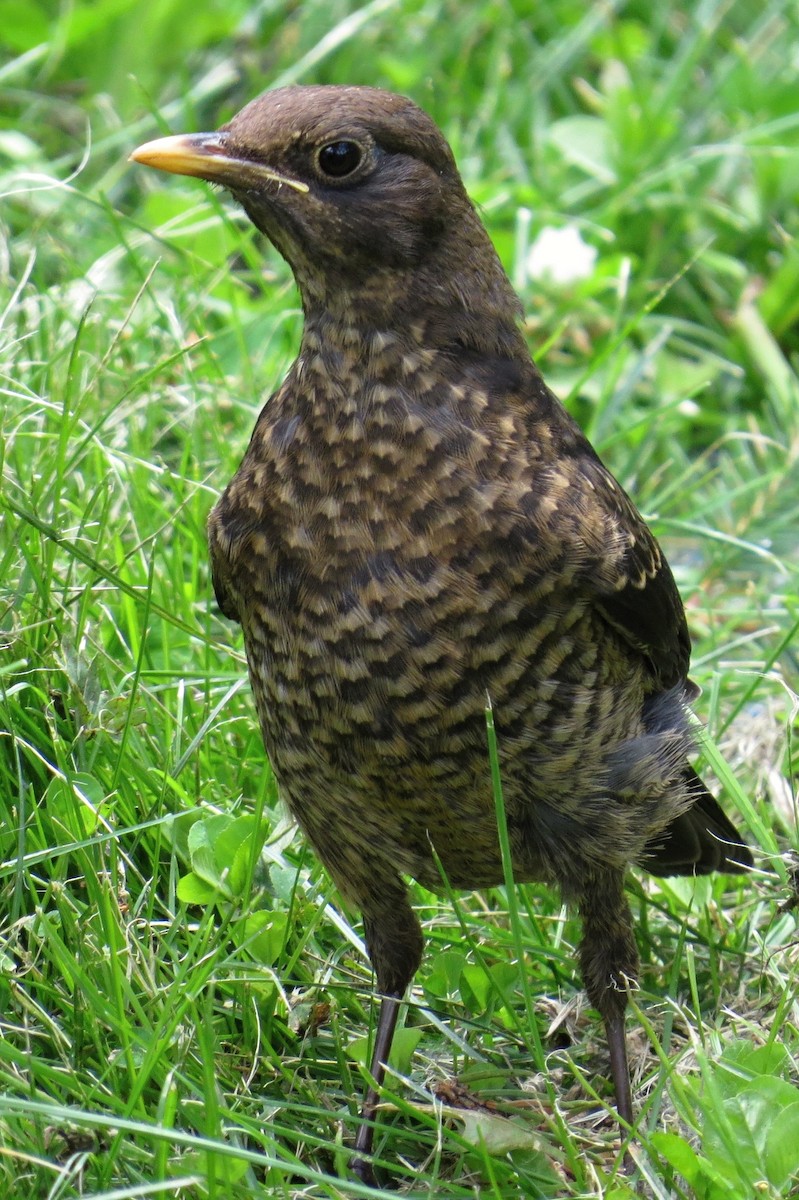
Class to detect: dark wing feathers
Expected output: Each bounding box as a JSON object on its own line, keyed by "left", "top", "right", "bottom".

{"left": 574, "top": 450, "right": 691, "bottom": 688}
{"left": 208, "top": 512, "right": 242, "bottom": 622}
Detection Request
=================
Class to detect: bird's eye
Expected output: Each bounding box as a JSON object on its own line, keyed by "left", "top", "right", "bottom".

{"left": 316, "top": 140, "right": 363, "bottom": 178}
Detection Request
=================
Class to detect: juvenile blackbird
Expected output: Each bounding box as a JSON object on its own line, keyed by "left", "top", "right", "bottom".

{"left": 132, "top": 85, "right": 751, "bottom": 1175}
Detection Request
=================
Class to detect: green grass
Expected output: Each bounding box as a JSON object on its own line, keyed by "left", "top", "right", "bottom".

{"left": 2, "top": 0, "right": 798, "bottom": 1196}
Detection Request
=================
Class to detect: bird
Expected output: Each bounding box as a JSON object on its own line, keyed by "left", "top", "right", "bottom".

{"left": 131, "top": 84, "right": 752, "bottom": 1180}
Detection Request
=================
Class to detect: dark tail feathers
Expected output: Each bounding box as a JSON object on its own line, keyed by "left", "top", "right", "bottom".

{"left": 644, "top": 766, "right": 753, "bottom": 877}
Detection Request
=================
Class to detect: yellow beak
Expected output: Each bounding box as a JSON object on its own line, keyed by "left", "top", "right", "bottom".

{"left": 129, "top": 132, "right": 308, "bottom": 193}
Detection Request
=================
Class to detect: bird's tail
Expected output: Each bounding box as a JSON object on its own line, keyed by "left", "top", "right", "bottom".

{"left": 643, "top": 766, "right": 753, "bottom": 876}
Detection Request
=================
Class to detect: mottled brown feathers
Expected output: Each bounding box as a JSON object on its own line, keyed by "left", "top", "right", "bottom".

{"left": 132, "top": 84, "right": 751, "bottom": 1177}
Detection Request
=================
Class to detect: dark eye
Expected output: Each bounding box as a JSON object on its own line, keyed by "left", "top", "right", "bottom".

{"left": 316, "top": 140, "right": 363, "bottom": 178}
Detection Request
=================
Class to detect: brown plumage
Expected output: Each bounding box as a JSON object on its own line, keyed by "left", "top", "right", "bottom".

{"left": 131, "top": 85, "right": 751, "bottom": 1179}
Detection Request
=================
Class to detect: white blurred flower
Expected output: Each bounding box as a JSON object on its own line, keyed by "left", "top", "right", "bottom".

{"left": 526, "top": 224, "right": 597, "bottom": 286}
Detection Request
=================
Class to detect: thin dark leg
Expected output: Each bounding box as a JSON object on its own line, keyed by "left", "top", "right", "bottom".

{"left": 577, "top": 869, "right": 638, "bottom": 1128}
{"left": 352, "top": 991, "right": 402, "bottom": 1183}
{"left": 350, "top": 884, "right": 423, "bottom": 1182}
{"left": 605, "top": 1011, "right": 633, "bottom": 1126}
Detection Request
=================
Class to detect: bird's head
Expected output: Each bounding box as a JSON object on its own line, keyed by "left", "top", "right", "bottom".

{"left": 131, "top": 85, "right": 519, "bottom": 333}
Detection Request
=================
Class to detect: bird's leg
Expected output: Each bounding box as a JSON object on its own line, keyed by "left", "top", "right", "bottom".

{"left": 577, "top": 869, "right": 638, "bottom": 1127}
{"left": 605, "top": 1009, "right": 633, "bottom": 1127}
{"left": 351, "top": 886, "right": 424, "bottom": 1183}
{"left": 352, "top": 990, "right": 402, "bottom": 1179}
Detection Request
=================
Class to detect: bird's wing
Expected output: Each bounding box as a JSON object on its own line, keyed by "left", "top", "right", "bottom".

{"left": 571, "top": 447, "right": 691, "bottom": 690}
{"left": 207, "top": 507, "right": 242, "bottom": 623}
